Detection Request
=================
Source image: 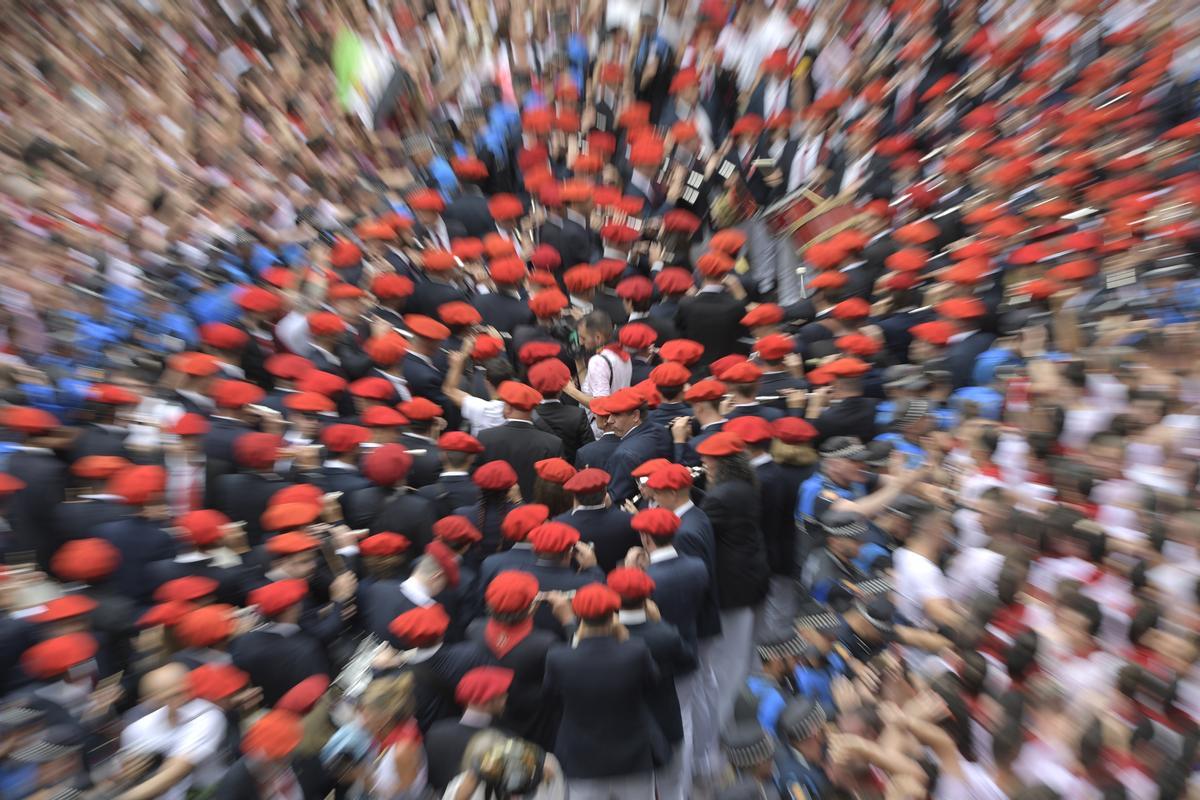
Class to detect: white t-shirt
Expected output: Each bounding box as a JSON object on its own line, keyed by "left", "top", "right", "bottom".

{"left": 460, "top": 395, "right": 507, "bottom": 436}
{"left": 935, "top": 760, "right": 1006, "bottom": 800}
{"left": 946, "top": 546, "right": 1004, "bottom": 605}
{"left": 892, "top": 547, "right": 948, "bottom": 630}
{"left": 120, "top": 699, "right": 228, "bottom": 799}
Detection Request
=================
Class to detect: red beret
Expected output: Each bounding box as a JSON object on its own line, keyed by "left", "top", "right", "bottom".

{"left": 909, "top": 320, "right": 954, "bottom": 346}
{"left": 89, "top": 383, "right": 140, "bottom": 406}
{"left": 655, "top": 267, "right": 693, "bottom": 295}
{"left": 523, "top": 107, "right": 554, "bottom": 135}
{"left": 535, "top": 457, "right": 576, "bottom": 485}
{"left": 487, "top": 194, "right": 525, "bottom": 222}
{"left": 284, "top": 391, "right": 336, "bottom": 414}
{"left": 710, "top": 354, "right": 747, "bottom": 378}
{"left": 211, "top": 379, "right": 266, "bottom": 409}
{"left": 139, "top": 601, "right": 195, "bottom": 628}
{"left": 649, "top": 361, "right": 690, "bottom": 387}
{"left": 434, "top": 515, "right": 483, "bottom": 546}
{"left": 710, "top": 229, "right": 747, "bottom": 255}
{"left": 395, "top": 398, "right": 440, "bottom": 423}
{"left": 721, "top": 361, "right": 764, "bottom": 384}
{"left": 437, "top": 301, "right": 483, "bottom": 330}
{"left": 0, "top": 473, "right": 22, "bottom": 495}
{"left": 501, "top": 504, "right": 550, "bottom": 542}
{"left": 390, "top": 604, "right": 451, "bottom": 647}
{"left": 200, "top": 323, "right": 249, "bottom": 351}
{"left": 741, "top": 303, "right": 784, "bottom": 328}
{"left": 360, "top": 532, "right": 411, "bottom": 557}
{"left": 528, "top": 270, "right": 558, "bottom": 288}
{"left": 607, "top": 567, "right": 656, "bottom": 601}
{"left": 572, "top": 152, "right": 603, "bottom": 174}
{"left": 265, "top": 353, "right": 315, "bottom": 381}
{"left": 763, "top": 48, "right": 791, "bottom": 74}
{"left": 696, "top": 251, "right": 734, "bottom": 277}
{"left": 296, "top": 371, "right": 347, "bottom": 397}
{"left": 21, "top": 633, "right": 97, "bottom": 680}
{"left": 659, "top": 339, "right": 704, "bottom": 366}
{"left": 452, "top": 157, "right": 489, "bottom": 180}
{"left": 372, "top": 273, "right": 416, "bottom": 300}
{"left": 937, "top": 297, "right": 986, "bottom": 320}
{"left": 563, "top": 467, "right": 610, "bottom": 494}
{"left": 835, "top": 333, "right": 881, "bottom": 358}
{"left": 644, "top": 463, "right": 694, "bottom": 491}
{"left": 486, "top": 569, "right": 539, "bottom": 614}
{"left": 529, "top": 521, "right": 580, "bottom": 554}
{"left": 629, "top": 137, "right": 665, "bottom": 168}
{"left": 438, "top": 431, "right": 484, "bottom": 454}
{"left": 51, "top": 538, "right": 120, "bottom": 583}
{"left": 528, "top": 359, "right": 571, "bottom": 394}
{"left": 188, "top": 663, "right": 249, "bottom": 702}
{"left": 1048, "top": 259, "right": 1098, "bottom": 282}
{"left": 670, "top": 67, "right": 700, "bottom": 94}
{"left": 174, "top": 604, "right": 234, "bottom": 648}
{"left": 71, "top": 455, "right": 131, "bottom": 480}
{"left": 455, "top": 666, "right": 515, "bottom": 707}
{"left": 276, "top": 674, "right": 330, "bottom": 715}
{"left": 885, "top": 248, "right": 928, "bottom": 273}
{"left": 261, "top": 503, "right": 320, "bottom": 533}
{"left": 519, "top": 340, "right": 563, "bottom": 366}
{"left": 618, "top": 322, "right": 657, "bottom": 352}
{"left": 421, "top": 249, "right": 458, "bottom": 273}
{"left": 307, "top": 312, "right": 347, "bottom": 338}
{"left": 772, "top": 417, "right": 817, "bottom": 444}
{"left": 471, "top": 335, "right": 504, "bottom": 361}
{"left": 405, "top": 314, "right": 451, "bottom": 341}
{"left": 497, "top": 381, "right": 542, "bottom": 412}
{"left": 832, "top": 298, "right": 871, "bottom": 321}
{"left": 33, "top": 594, "right": 98, "bottom": 623}
{"left": 805, "top": 241, "right": 848, "bottom": 270}
{"left": 696, "top": 431, "right": 745, "bottom": 457}
{"left": 248, "top": 579, "right": 308, "bottom": 617}
{"left": 266, "top": 531, "right": 320, "bottom": 556}
{"left": 408, "top": 189, "right": 446, "bottom": 214}
{"left": 349, "top": 377, "right": 395, "bottom": 401}
{"left": 363, "top": 444, "right": 414, "bottom": 487}
{"left": 329, "top": 283, "right": 367, "bottom": 301}
{"left": 107, "top": 465, "right": 166, "bottom": 506}
{"left": 825, "top": 357, "right": 871, "bottom": 378}
{"left": 723, "top": 415, "right": 773, "bottom": 445}
{"left": 154, "top": 575, "right": 218, "bottom": 603}
{"left": 895, "top": 220, "right": 939, "bottom": 245}
{"left": 321, "top": 424, "right": 370, "bottom": 454}
{"left": 178, "top": 509, "right": 231, "bottom": 548}
{"left": 236, "top": 286, "right": 284, "bottom": 314}
{"left": 633, "top": 459, "right": 673, "bottom": 480}
{"left": 242, "top": 710, "right": 304, "bottom": 759}
{"left": 662, "top": 209, "right": 702, "bottom": 235}
{"left": 170, "top": 412, "right": 209, "bottom": 437}
{"left": 489, "top": 257, "right": 527, "bottom": 285}
{"left": 572, "top": 584, "right": 621, "bottom": 620}
{"left": 618, "top": 101, "right": 651, "bottom": 129}
{"left": 631, "top": 507, "right": 682, "bottom": 539}
{"left": 529, "top": 290, "right": 569, "bottom": 319}
{"left": 234, "top": 432, "right": 283, "bottom": 469}
{"left": 754, "top": 333, "right": 795, "bottom": 362}
{"left": 731, "top": 114, "right": 765, "bottom": 137}
{"left": 530, "top": 245, "right": 562, "bottom": 272}
{"left": 473, "top": 460, "right": 518, "bottom": 491}
{"left": 604, "top": 387, "right": 645, "bottom": 414}
{"left": 330, "top": 239, "right": 363, "bottom": 268}
{"left": 0, "top": 406, "right": 57, "bottom": 435}
{"left": 616, "top": 276, "right": 653, "bottom": 304}
{"left": 270, "top": 484, "right": 324, "bottom": 507}
{"left": 684, "top": 379, "right": 726, "bottom": 403}
{"left": 563, "top": 265, "right": 603, "bottom": 293}
{"left": 169, "top": 352, "right": 221, "bottom": 377}
{"left": 484, "top": 234, "right": 518, "bottom": 260}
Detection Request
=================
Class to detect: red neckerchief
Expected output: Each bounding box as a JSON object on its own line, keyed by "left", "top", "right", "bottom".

{"left": 486, "top": 619, "right": 534, "bottom": 658}
{"left": 603, "top": 343, "right": 630, "bottom": 362}
{"left": 379, "top": 719, "right": 421, "bottom": 751}
{"left": 978, "top": 464, "right": 1002, "bottom": 479}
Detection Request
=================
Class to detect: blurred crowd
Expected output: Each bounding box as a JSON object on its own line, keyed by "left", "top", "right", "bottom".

{"left": 1, "top": 0, "right": 1200, "bottom": 798}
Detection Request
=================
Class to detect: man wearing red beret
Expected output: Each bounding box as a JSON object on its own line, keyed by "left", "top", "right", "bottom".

{"left": 415, "top": 431, "right": 485, "bottom": 519}
{"left": 211, "top": 432, "right": 296, "bottom": 547}
{"left": 602, "top": 388, "right": 675, "bottom": 505}
{"left": 230, "top": 578, "right": 331, "bottom": 707}
{"left": 478, "top": 381, "right": 565, "bottom": 500}
{"left": 555, "top": 469, "right": 638, "bottom": 573}
{"left": 424, "top": 665, "right": 515, "bottom": 791}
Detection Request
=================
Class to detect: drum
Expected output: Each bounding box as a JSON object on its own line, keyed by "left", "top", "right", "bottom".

{"left": 762, "top": 188, "right": 819, "bottom": 239}
{"left": 762, "top": 185, "right": 862, "bottom": 252}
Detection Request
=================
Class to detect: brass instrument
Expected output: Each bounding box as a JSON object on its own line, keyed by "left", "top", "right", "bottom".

{"left": 710, "top": 176, "right": 758, "bottom": 229}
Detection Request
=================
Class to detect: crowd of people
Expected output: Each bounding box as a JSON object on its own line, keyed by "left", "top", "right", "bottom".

{"left": 1, "top": 0, "right": 1199, "bottom": 797}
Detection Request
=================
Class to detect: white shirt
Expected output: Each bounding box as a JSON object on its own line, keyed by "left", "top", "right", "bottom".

{"left": 764, "top": 77, "right": 788, "bottom": 119}
{"left": 460, "top": 395, "right": 507, "bottom": 436}
{"left": 120, "top": 700, "right": 228, "bottom": 800}
{"left": 892, "top": 547, "right": 948, "bottom": 630}
{"left": 584, "top": 350, "right": 632, "bottom": 402}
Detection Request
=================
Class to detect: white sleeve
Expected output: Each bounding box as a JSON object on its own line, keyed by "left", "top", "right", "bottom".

{"left": 583, "top": 354, "right": 613, "bottom": 398}
{"left": 171, "top": 706, "right": 226, "bottom": 765}
{"left": 459, "top": 394, "right": 486, "bottom": 428}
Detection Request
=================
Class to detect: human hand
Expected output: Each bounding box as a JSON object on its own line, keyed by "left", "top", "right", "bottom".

{"left": 624, "top": 546, "right": 649, "bottom": 569}
{"left": 670, "top": 416, "right": 692, "bottom": 443}
{"left": 573, "top": 541, "right": 597, "bottom": 570}
{"left": 330, "top": 571, "right": 358, "bottom": 603}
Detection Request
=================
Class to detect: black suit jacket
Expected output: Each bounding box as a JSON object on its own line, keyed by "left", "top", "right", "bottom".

{"left": 592, "top": 290, "right": 628, "bottom": 325}
{"left": 203, "top": 417, "right": 254, "bottom": 473}
{"left": 145, "top": 556, "right": 249, "bottom": 607}
{"left": 425, "top": 718, "right": 492, "bottom": 792}
{"left": 93, "top": 517, "right": 179, "bottom": 604}
{"left": 229, "top": 627, "right": 330, "bottom": 707}
{"left": 521, "top": 560, "right": 604, "bottom": 637}
{"left": 466, "top": 617, "right": 561, "bottom": 749}
{"left": 213, "top": 759, "right": 265, "bottom": 800}
{"left": 813, "top": 396, "right": 879, "bottom": 443}
{"left": 702, "top": 480, "right": 770, "bottom": 609}
{"left": 7, "top": 449, "right": 67, "bottom": 570}
{"left": 532, "top": 401, "right": 594, "bottom": 465}
{"left": 946, "top": 330, "right": 997, "bottom": 389}
{"left": 399, "top": 641, "right": 493, "bottom": 732}
{"left": 478, "top": 420, "right": 563, "bottom": 500}
{"left": 574, "top": 433, "right": 620, "bottom": 469}
{"left": 53, "top": 498, "right": 126, "bottom": 546}
{"left": 213, "top": 472, "right": 295, "bottom": 547}
{"left": 397, "top": 432, "right": 441, "bottom": 490}
{"left": 544, "top": 636, "right": 666, "bottom": 778}
{"left": 625, "top": 618, "right": 695, "bottom": 743}
{"left": 402, "top": 355, "right": 458, "bottom": 431}
{"left": 674, "top": 506, "right": 722, "bottom": 638}
{"left": 558, "top": 216, "right": 594, "bottom": 269}
{"left": 477, "top": 544, "right": 537, "bottom": 595}
{"left": 755, "top": 459, "right": 797, "bottom": 577}
{"left": 473, "top": 291, "right": 534, "bottom": 335}
{"left": 605, "top": 422, "right": 674, "bottom": 504}
{"left": 417, "top": 474, "right": 480, "bottom": 520}
{"left": 443, "top": 192, "right": 497, "bottom": 238}
{"left": 68, "top": 424, "right": 131, "bottom": 462}
{"left": 554, "top": 506, "right": 638, "bottom": 574}
{"left": 675, "top": 290, "right": 749, "bottom": 366}
{"left": 346, "top": 486, "right": 436, "bottom": 549}
{"left": 407, "top": 279, "right": 470, "bottom": 320}
{"left": 646, "top": 551, "right": 711, "bottom": 651}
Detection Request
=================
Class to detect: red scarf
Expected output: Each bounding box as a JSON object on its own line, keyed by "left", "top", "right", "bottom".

{"left": 486, "top": 619, "right": 534, "bottom": 658}
{"left": 378, "top": 719, "right": 421, "bottom": 751}
{"left": 603, "top": 343, "right": 630, "bottom": 362}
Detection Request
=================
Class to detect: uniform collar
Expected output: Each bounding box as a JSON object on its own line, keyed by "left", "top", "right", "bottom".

{"left": 618, "top": 609, "right": 648, "bottom": 625}
{"left": 672, "top": 501, "right": 695, "bottom": 518}
{"left": 400, "top": 577, "right": 436, "bottom": 607}
{"left": 649, "top": 545, "right": 678, "bottom": 562}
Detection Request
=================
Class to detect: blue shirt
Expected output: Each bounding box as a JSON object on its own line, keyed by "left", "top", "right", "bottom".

{"left": 746, "top": 674, "right": 789, "bottom": 733}
{"left": 797, "top": 471, "right": 863, "bottom": 525}
{"left": 794, "top": 650, "right": 846, "bottom": 715}
{"left": 874, "top": 432, "right": 925, "bottom": 469}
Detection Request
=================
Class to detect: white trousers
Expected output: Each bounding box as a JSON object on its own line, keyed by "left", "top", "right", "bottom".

{"left": 567, "top": 771, "right": 655, "bottom": 799}
{"left": 711, "top": 606, "right": 758, "bottom": 727}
